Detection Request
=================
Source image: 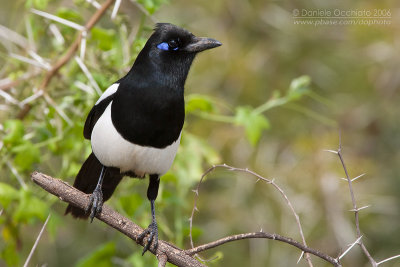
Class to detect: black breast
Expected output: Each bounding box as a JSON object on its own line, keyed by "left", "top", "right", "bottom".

{"left": 111, "top": 80, "right": 185, "bottom": 148}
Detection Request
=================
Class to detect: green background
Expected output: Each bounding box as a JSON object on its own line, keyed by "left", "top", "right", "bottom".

{"left": 0, "top": 0, "right": 399, "bottom": 266}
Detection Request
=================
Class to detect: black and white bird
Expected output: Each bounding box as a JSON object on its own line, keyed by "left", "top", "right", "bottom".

{"left": 65, "top": 23, "right": 221, "bottom": 254}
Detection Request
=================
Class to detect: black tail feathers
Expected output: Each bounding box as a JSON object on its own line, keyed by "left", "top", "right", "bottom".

{"left": 65, "top": 153, "right": 123, "bottom": 219}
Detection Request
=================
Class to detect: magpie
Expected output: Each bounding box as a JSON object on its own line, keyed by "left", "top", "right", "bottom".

{"left": 65, "top": 23, "right": 221, "bottom": 254}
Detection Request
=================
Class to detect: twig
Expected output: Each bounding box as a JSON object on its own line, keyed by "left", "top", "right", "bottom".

{"left": 23, "top": 214, "right": 51, "bottom": 267}
{"left": 31, "top": 9, "right": 85, "bottom": 31}
{"left": 157, "top": 252, "right": 168, "bottom": 267}
{"left": 0, "top": 70, "right": 42, "bottom": 91}
{"left": 334, "top": 134, "right": 377, "bottom": 266}
{"left": 74, "top": 56, "right": 101, "bottom": 95}
{"left": 7, "top": 161, "right": 27, "bottom": 189}
{"left": 111, "top": 0, "right": 122, "bottom": 20}
{"left": 338, "top": 235, "right": 363, "bottom": 260}
{"left": 190, "top": 164, "right": 315, "bottom": 266}
{"left": 18, "top": 0, "right": 116, "bottom": 119}
{"left": 377, "top": 254, "right": 400, "bottom": 266}
{"left": 0, "top": 24, "right": 28, "bottom": 48}
{"left": 325, "top": 133, "right": 400, "bottom": 266}
{"left": 185, "top": 232, "right": 340, "bottom": 266}
{"left": 31, "top": 172, "right": 206, "bottom": 267}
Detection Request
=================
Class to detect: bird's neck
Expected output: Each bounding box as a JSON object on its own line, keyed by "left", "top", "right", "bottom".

{"left": 125, "top": 47, "right": 196, "bottom": 90}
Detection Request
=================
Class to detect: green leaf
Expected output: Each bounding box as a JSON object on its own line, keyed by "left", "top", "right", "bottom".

{"left": 0, "top": 183, "right": 19, "bottom": 208}
{"left": 13, "top": 190, "right": 48, "bottom": 223}
{"left": 76, "top": 242, "right": 116, "bottom": 267}
{"left": 0, "top": 241, "right": 19, "bottom": 267}
{"left": 173, "top": 133, "right": 220, "bottom": 188}
{"left": 119, "top": 193, "right": 144, "bottom": 217}
{"left": 56, "top": 8, "right": 83, "bottom": 24}
{"left": 132, "top": 37, "right": 147, "bottom": 54}
{"left": 91, "top": 27, "right": 116, "bottom": 51}
{"left": 3, "top": 120, "right": 24, "bottom": 146}
{"left": 234, "top": 106, "right": 270, "bottom": 146}
{"left": 126, "top": 251, "right": 157, "bottom": 267}
{"left": 186, "top": 95, "right": 215, "bottom": 113}
{"left": 25, "top": 0, "right": 49, "bottom": 9}
{"left": 137, "top": 0, "right": 166, "bottom": 14}
{"left": 288, "top": 75, "right": 311, "bottom": 100}
{"left": 12, "top": 141, "right": 41, "bottom": 171}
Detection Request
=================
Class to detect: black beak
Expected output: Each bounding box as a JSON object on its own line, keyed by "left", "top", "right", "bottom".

{"left": 184, "top": 37, "right": 222, "bottom": 53}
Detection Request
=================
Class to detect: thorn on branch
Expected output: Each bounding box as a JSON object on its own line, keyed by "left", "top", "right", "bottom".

{"left": 349, "top": 205, "right": 371, "bottom": 212}
{"left": 192, "top": 164, "right": 316, "bottom": 267}
{"left": 338, "top": 235, "right": 363, "bottom": 260}
{"left": 323, "top": 149, "right": 339, "bottom": 154}
{"left": 297, "top": 251, "right": 305, "bottom": 264}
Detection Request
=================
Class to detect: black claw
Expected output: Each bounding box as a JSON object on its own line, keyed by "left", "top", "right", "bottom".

{"left": 85, "top": 186, "right": 103, "bottom": 223}
{"left": 137, "top": 221, "right": 158, "bottom": 255}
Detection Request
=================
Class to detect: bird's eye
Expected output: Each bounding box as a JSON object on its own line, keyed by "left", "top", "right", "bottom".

{"left": 168, "top": 39, "right": 179, "bottom": 50}
{"left": 157, "top": 39, "right": 180, "bottom": 51}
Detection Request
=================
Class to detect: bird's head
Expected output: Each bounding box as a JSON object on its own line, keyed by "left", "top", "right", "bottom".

{"left": 130, "top": 23, "right": 221, "bottom": 87}
{"left": 151, "top": 23, "right": 222, "bottom": 54}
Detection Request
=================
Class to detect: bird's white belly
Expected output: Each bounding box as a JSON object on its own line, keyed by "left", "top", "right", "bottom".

{"left": 91, "top": 101, "right": 181, "bottom": 176}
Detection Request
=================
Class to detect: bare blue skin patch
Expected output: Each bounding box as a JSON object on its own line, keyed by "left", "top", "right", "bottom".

{"left": 157, "top": 42, "right": 179, "bottom": 51}
{"left": 157, "top": 42, "right": 169, "bottom": 51}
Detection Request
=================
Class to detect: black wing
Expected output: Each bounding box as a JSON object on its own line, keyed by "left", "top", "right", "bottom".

{"left": 83, "top": 94, "right": 115, "bottom": 139}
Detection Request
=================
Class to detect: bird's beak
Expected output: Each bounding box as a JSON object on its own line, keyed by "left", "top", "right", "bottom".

{"left": 184, "top": 37, "right": 222, "bottom": 53}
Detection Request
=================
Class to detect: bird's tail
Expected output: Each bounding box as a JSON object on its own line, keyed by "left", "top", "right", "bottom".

{"left": 65, "top": 153, "right": 123, "bottom": 219}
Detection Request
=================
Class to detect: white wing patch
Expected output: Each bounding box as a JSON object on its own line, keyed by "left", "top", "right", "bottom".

{"left": 95, "top": 83, "right": 119, "bottom": 105}
{"left": 91, "top": 101, "right": 181, "bottom": 176}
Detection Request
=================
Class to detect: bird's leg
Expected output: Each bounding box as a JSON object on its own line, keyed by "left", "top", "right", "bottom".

{"left": 85, "top": 165, "right": 106, "bottom": 222}
{"left": 137, "top": 174, "right": 160, "bottom": 255}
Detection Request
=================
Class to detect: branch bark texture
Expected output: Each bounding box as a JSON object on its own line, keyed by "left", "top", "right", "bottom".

{"left": 31, "top": 172, "right": 205, "bottom": 267}
{"left": 31, "top": 171, "right": 341, "bottom": 266}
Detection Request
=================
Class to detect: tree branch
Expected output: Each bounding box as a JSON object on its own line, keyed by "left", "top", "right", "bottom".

{"left": 31, "top": 172, "right": 206, "bottom": 267}
{"left": 335, "top": 134, "right": 377, "bottom": 266}
{"left": 31, "top": 170, "right": 343, "bottom": 266}
{"left": 185, "top": 232, "right": 340, "bottom": 266}
{"left": 18, "top": 0, "right": 116, "bottom": 119}
{"left": 189, "top": 164, "right": 315, "bottom": 266}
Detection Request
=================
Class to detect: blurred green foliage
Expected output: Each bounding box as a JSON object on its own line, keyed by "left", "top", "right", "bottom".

{"left": 0, "top": 0, "right": 399, "bottom": 266}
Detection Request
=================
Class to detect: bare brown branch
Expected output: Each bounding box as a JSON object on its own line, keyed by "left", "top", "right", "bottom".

{"left": 336, "top": 134, "right": 377, "bottom": 266}
{"left": 31, "top": 170, "right": 343, "bottom": 266}
{"left": 190, "top": 164, "right": 315, "bottom": 266}
{"left": 185, "top": 232, "right": 340, "bottom": 266}
{"left": 31, "top": 172, "right": 206, "bottom": 267}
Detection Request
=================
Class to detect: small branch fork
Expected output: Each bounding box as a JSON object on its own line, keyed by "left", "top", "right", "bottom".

{"left": 31, "top": 136, "right": 400, "bottom": 266}
{"left": 324, "top": 133, "right": 400, "bottom": 266}
{"left": 31, "top": 171, "right": 339, "bottom": 266}
{"left": 336, "top": 134, "right": 376, "bottom": 266}
{"left": 31, "top": 172, "right": 205, "bottom": 267}
{"left": 189, "top": 164, "right": 340, "bottom": 266}
{"left": 185, "top": 232, "right": 338, "bottom": 265}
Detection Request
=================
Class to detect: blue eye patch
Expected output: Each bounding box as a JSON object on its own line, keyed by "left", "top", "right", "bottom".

{"left": 157, "top": 42, "right": 179, "bottom": 51}
{"left": 157, "top": 42, "right": 169, "bottom": 51}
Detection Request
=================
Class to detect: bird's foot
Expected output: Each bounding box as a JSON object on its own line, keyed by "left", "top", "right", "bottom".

{"left": 137, "top": 220, "right": 158, "bottom": 255}
{"left": 85, "top": 186, "right": 103, "bottom": 223}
